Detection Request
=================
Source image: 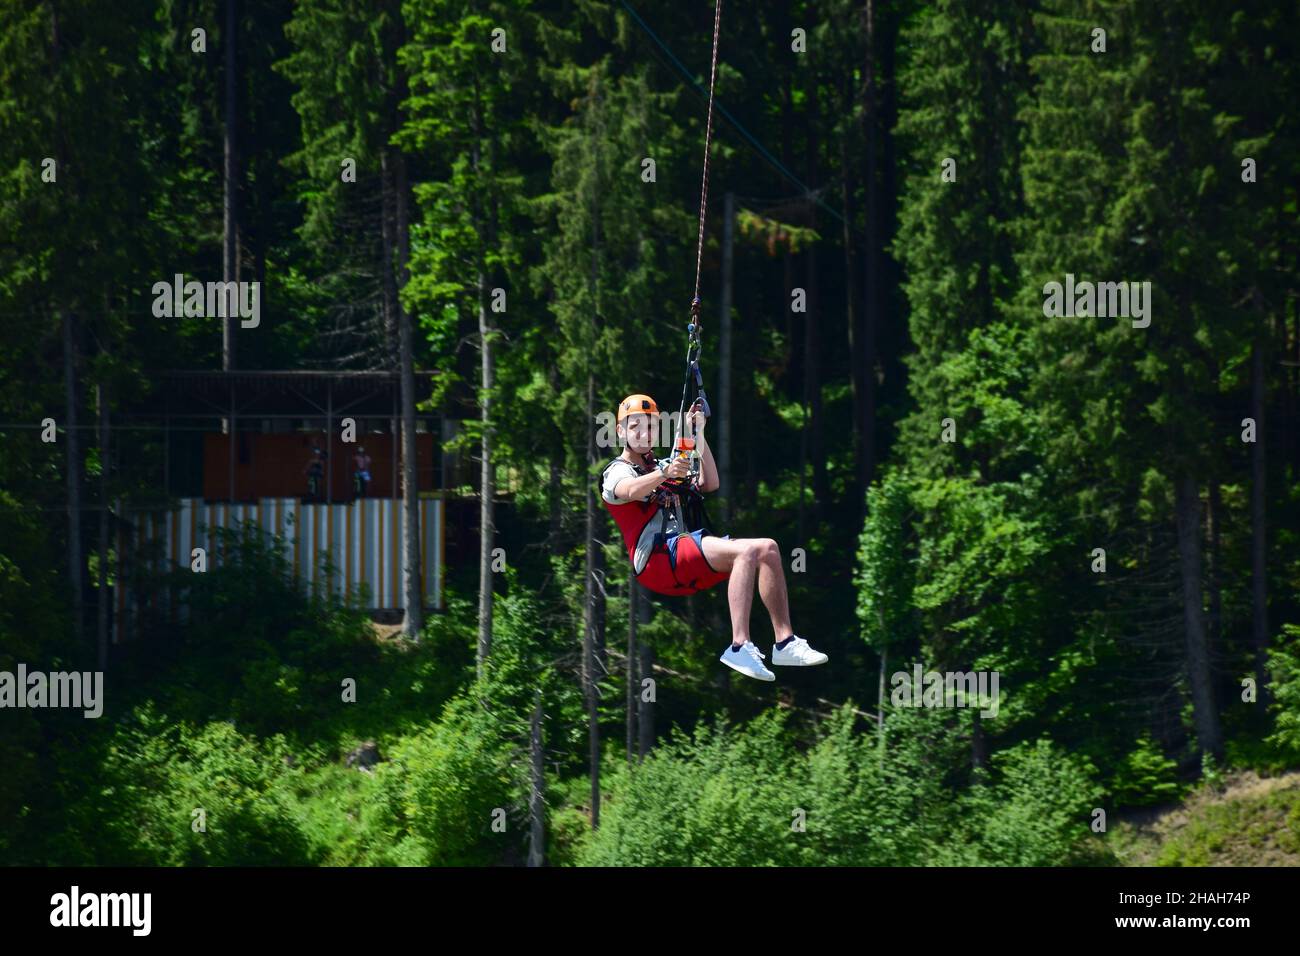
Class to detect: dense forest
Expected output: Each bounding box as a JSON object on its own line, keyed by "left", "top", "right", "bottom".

{"left": 2, "top": 0, "right": 1299, "bottom": 867}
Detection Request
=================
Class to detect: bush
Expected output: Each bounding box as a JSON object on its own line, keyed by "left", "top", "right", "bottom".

{"left": 1111, "top": 732, "right": 1183, "bottom": 807}
{"left": 369, "top": 694, "right": 518, "bottom": 865}
{"left": 578, "top": 703, "right": 978, "bottom": 867}
{"left": 578, "top": 709, "right": 800, "bottom": 867}
{"left": 944, "top": 738, "right": 1106, "bottom": 866}
{"left": 61, "top": 703, "right": 317, "bottom": 865}
{"left": 1265, "top": 624, "right": 1300, "bottom": 762}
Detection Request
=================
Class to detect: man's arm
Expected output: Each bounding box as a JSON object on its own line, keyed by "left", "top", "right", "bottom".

{"left": 693, "top": 408, "right": 720, "bottom": 493}
{"left": 614, "top": 470, "right": 663, "bottom": 502}
{"left": 605, "top": 457, "right": 696, "bottom": 504}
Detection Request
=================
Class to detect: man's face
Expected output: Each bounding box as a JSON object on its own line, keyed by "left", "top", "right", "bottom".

{"left": 620, "top": 412, "right": 655, "bottom": 453}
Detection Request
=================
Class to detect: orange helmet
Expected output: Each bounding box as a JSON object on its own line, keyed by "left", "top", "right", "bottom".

{"left": 617, "top": 393, "right": 659, "bottom": 424}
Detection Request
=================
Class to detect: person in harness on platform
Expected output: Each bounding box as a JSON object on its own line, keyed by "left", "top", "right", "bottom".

{"left": 600, "top": 393, "right": 828, "bottom": 682}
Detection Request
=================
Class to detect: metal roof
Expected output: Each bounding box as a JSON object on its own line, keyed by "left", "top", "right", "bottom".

{"left": 126, "top": 369, "right": 442, "bottom": 417}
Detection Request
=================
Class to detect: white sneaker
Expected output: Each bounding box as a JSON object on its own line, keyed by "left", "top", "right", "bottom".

{"left": 771, "top": 636, "right": 828, "bottom": 667}
{"left": 719, "top": 640, "right": 775, "bottom": 681}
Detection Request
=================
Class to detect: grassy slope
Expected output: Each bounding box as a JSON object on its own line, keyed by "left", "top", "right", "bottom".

{"left": 1109, "top": 771, "right": 1300, "bottom": 866}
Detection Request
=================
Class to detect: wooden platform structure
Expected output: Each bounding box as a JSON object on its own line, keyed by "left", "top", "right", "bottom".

{"left": 110, "top": 369, "right": 450, "bottom": 641}
{"left": 126, "top": 369, "right": 445, "bottom": 503}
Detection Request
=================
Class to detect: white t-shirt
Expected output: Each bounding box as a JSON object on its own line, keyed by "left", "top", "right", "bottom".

{"left": 601, "top": 456, "right": 657, "bottom": 504}
{"left": 601, "top": 455, "right": 678, "bottom": 573}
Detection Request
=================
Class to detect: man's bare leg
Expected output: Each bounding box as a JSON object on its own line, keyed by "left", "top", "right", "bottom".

{"left": 755, "top": 542, "right": 793, "bottom": 638}
{"left": 703, "top": 537, "right": 793, "bottom": 644}
{"left": 725, "top": 545, "right": 757, "bottom": 645}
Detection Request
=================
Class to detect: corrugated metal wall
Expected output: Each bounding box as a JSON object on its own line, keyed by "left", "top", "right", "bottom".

{"left": 116, "top": 497, "right": 444, "bottom": 642}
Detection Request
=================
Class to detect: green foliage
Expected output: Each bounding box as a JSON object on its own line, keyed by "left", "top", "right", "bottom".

{"left": 799, "top": 704, "right": 966, "bottom": 867}
{"left": 892, "top": 0, "right": 1032, "bottom": 358}
{"left": 545, "top": 774, "right": 597, "bottom": 866}
{"left": 134, "top": 523, "right": 376, "bottom": 736}
{"left": 64, "top": 703, "right": 317, "bottom": 865}
{"left": 1265, "top": 624, "right": 1300, "bottom": 761}
{"left": 909, "top": 471, "right": 1057, "bottom": 682}
{"left": 1201, "top": 752, "right": 1226, "bottom": 793}
{"left": 577, "top": 703, "right": 1104, "bottom": 867}
{"left": 856, "top": 469, "right": 918, "bottom": 653}
{"left": 1111, "top": 733, "right": 1184, "bottom": 808}
{"left": 577, "top": 709, "right": 802, "bottom": 866}
{"left": 370, "top": 694, "right": 518, "bottom": 866}
{"left": 942, "top": 739, "right": 1107, "bottom": 866}
{"left": 3, "top": 0, "right": 1298, "bottom": 870}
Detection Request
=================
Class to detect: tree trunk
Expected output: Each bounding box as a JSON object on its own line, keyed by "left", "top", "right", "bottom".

{"left": 548, "top": 454, "right": 563, "bottom": 542}
{"left": 781, "top": 65, "right": 795, "bottom": 383}
{"left": 96, "top": 382, "right": 110, "bottom": 670}
{"left": 744, "top": 385, "right": 755, "bottom": 511}
{"left": 223, "top": 0, "right": 238, "bottom": 372}
{"left": 840, "top": 75, "right": 862, "bottom": 506}
{"left": 1292, "top": 307, "right": 1300, "bottom": 476}
{"left": 785, "top": 63, "right": 804, "bottom": 540}
{"left": 1207, "top": 479, "right": 1222, "bottom": 658}
{"left": 718, "top": 192, "right": 734, "bottom": 522}
{"left": 547, "top": 363, "right": 563, "bottom": 543}
{"left": 1250, "top": 337, "right": 1269, "bottom": 704}
{"left": 638, "top": 641, "right": 654, "bottom": 760}
{"left": 1174, "top": 472, "right": 1223, "bottom": 760}
{"left": 584, "top": 372, "right": 601, "bottom": 828}
{"left": 971, "top": 710, "right": 988, "bottom": 780}
{"left": 380, "top": 141, "right": 401, "bottom": 569}
{"left": 805, "top": 77, "right": 828, "bottom": 514}
{"left": 51, "top": 16, "right": 83, "bottom": 645}
{"left": 594, "top": 553, "right": 607, "bottom": 677}
{"left": 528, "top": 689, "right": 545, "bottom": 867}
{"left": 588, "top": 134, "right": 608, "bottom": 680}
{"left": 860, "top": 0, "right": 878, "bottom": 497}
{"left": 377, "top": 0, "right": 402, "bottom": 366}
{"left": 876, "top": 645, "right": 887, "bottom": 764}
{"left": 626, "top": 580, "right": 638, "bottom": 765}
{"left": 394, "top": 149, "right": 422, "bottom": 638}
{"left": 477, "top": 261, "right": 494, "bottom": 667}
{"left": 466, "top": 80, "right": 495, "bottom": 665}
{"left": 62, "top": 311, "right": 84, "bottom": 648}
{"left": 379, "top": 152, "right": 399, "bottom": 368}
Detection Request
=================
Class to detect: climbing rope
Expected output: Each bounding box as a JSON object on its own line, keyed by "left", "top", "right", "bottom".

{"left": 691, "top": 0, "right": 723, "bottom": 312}
{"left": 672, "top": 0, "right": 723, "bottom": 476}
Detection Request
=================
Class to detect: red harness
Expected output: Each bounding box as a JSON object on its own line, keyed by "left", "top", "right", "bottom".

{"left": 601, "top": 454, "right": 730, "bottom": 597}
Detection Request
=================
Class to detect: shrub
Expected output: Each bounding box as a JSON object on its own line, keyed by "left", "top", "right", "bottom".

{"left": 1111, "top": 732, "right": 1183, "bottom": 807}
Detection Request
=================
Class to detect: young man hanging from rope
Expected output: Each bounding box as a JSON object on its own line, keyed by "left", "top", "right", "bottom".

{"left": 598, "top": 0, "right": 826, "bottom": 679}
{"left": 600, "top": 392, "right": 829, "bottom": 682}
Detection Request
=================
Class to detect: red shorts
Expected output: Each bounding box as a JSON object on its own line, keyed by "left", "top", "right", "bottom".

{"left": 637, "top": 530, "right": 731, "bottom": 597}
